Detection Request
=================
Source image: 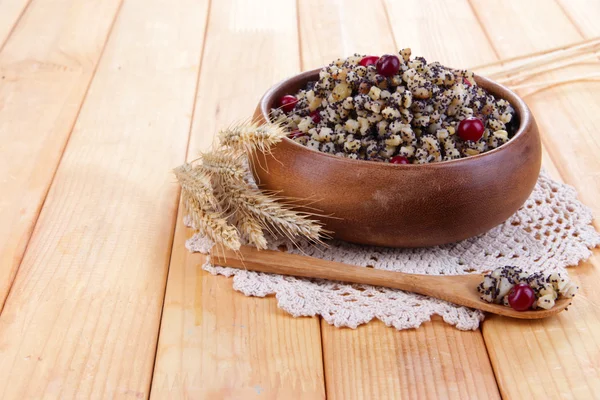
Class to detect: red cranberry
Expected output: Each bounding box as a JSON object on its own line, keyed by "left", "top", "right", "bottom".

{"left": 310, "top": 110, "right": 321, "bottom": 124}
{"left": 376, "top": 55, "right": 400, "bottom": 77}
{"left": 390, "top": 156, "right": 410, "bottom": 164}
{"left": 507, "top": 283, "right": 536, "bottom": 311}
{"left": 457, "top": 117, "right": 485, "bottom": 142}
{"left": 279, "top": 95, "right": 297, "bottom": 113}
{"left": 288, "top": 130, "right": 306, "bottom": 139}
{"left": 360, "top": 56, "right": 380, "bottom": 67}
{"left": 463, "top": 77, "right": 472, "bottom": 86}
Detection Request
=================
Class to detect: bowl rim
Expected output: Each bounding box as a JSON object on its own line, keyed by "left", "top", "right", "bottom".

{"left": 259, "top": 68, "right": 533, "bottom": 169}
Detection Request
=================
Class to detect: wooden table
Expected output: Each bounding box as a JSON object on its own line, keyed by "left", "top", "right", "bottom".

{"left": 1, "top": 0, "right": 599, "bottom": 398}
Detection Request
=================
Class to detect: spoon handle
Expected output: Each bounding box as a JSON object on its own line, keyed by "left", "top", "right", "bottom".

{"left": 211, "top": 246, "right": 476, "bottom": 299}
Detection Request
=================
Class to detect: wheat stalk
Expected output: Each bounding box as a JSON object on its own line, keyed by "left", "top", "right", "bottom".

{"left": 174, "top": 164, "right": 241, "bottom": 250}
{"left": 473, "top": 36, "right": 600, "bottom": 76}
{"left": 176, "top": 119, "right": 328, "bottom": 250}
{"left": 218, "top": 177, "right": 324, "bottom": 245}
{"left": 471, "top": 36, "right": 600, "bottom": 93}
{"left": 200, "top": 149, "right": 271, "bottom": 249}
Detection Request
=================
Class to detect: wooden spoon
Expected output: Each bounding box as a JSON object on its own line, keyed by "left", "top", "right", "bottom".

{"left": 212, "top": 246, "right": 572, "bottom": 319}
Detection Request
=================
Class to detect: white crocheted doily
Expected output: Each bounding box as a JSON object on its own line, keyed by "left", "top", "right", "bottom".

{"left": 186, "top": 172, "right": 600, "bottom": 331}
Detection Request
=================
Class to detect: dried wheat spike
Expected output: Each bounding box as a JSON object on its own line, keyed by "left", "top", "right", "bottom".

{"left": 220, "top": 178, "right": 324, "bottom": 244}
{"left": 233, "top": 212, "right": 268, "bottom": 250}
{"left": 199, "top": 149, "right": 246, "bottom": 181}
{"left": 174, "top": 163, "right": 215, "bottom": 205}
{"left": 219, "top": 122, "right": 287, "bottom": 153}
{"left": 174, "top": 164, "right": 241, "bottom": 250}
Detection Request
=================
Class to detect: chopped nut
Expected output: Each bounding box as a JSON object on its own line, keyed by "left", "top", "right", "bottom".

{"left": 345, "top": 119, "right": 359, "bottom": 134}
{"left": 385, "top": 135, "right": 402, "bottom": 146}
{"left": 368, "top": 85, "right": 382, "bottom": 100}
{"left": 332, "top": 83, "right": 352, "bottom": 102}
{"left": 381, "top": 107, "right": 401, "bottom": 120}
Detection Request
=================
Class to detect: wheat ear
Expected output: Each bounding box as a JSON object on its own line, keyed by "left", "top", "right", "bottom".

{"left": 219, "top": 177, "right": 324, "bottom": 244}
{"left": 174, "top": 164, "right": 241, "bottom": 250}
{"left": 233, "top": 211, "right": 269, "bottom": 250}
{"left": 219, "top": 122, "right": 287, "bottom": 154}
{"left": 199, "top": 149, "right": 271, "bottom": 248}
{"left": 199, "top": 149, "right": 247, "bottom": 181}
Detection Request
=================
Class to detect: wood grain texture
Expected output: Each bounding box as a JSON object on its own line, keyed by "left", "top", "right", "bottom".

{"left": 151, "top": 0, "right": 326, "bottom": 398}
{"left": 0, "top": 0, "right": 122, "bottom": 310}
{"left": 384, "top": 0, "right": 491, "bottom": 68}
{"left": 555, "top": 0, "right": 600, "bottom": 39}
{"left": 151, "top": 229, "right": 324, "bottom": 399}
{"left": 0, "top": 0, "right": 208, "bottom": 397}
{"left": 323, "top": 319, "right": 498, "bottom": 399}
{"left": 298, "top": 0, "right": 499, "bottom": 398}
{"left": 470, "top": 0, "right": 600, "bottom": 398}
{"left": 297, "top": 0, "right": 396, "bottom": 71}
{"left": 0, "top": 0, "right": 30, "bottom": 49}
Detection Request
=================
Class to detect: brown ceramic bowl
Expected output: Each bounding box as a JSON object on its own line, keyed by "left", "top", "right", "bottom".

{"left": 252, "top": 69, "right": 541, "bottom": 247}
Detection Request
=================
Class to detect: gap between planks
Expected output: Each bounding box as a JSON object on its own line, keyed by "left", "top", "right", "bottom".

{"left": 0, "top": 0, "right": 32, "bottom": 52}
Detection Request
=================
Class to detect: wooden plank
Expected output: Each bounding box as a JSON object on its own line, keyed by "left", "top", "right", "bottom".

{"left": 0, "top": 0, "right": 30, "bottom": 48}
{"left": 323, "top": 320, "right": 498, "bottom": 399}
{"left": 298, "top": 0, "right": 396, "bottom": 71}
{"left": 470, "top": 0, "right": 600, "bottom": 397}
{"left": 150, "top": 0, "right": 326, "bottom": 398}
{"left": 0, "top": 0, "right": 122, "bottom": 310}
{"left": 0, "top": 0, "right": 208, "bottom": 398}
{"left": 555, "top": 0, "right": 600, "bottom": 38}
{"left": 151, "top": 230, "right": 325, "bottom": 399}
{"left": 296, "top": 0, "right": 499, "bottom": 398}
{"left": 384, "top": 0, "right": 493, "bottom": 69}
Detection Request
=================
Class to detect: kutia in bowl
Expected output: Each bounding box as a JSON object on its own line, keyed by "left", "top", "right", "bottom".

{"left": 252, "top": 50, "right": 542, "bottom": 248}
{"left": 271, "top": 50, "right": 518, "bottom": 164}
